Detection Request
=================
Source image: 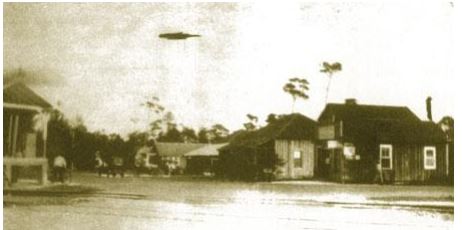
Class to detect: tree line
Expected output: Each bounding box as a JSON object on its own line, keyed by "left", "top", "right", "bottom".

{"left": 46, "top": 107, "right": 232, "bottom": 170}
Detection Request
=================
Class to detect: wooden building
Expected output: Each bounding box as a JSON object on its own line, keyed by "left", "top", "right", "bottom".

{"left": 218, "top": 114, "right": 317, "bottom": 181}
{"left": 3, "top": 83, "right": 52, "bottom": 185}
{"left": 184, "top": 143, "right": 227, "bottom": 176}
{"left": 317, "top": 99, "right": 450, "bottom": 184}
{"left": 155, "top": 142, "right": 206, "bottom": 174}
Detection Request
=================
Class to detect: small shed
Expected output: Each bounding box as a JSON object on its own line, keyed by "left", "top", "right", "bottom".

{"left": 218, "top": 113, "right": 318, "bottom": 181}
{"left": 3, "top": 83, "right": 52, "bottom": 185}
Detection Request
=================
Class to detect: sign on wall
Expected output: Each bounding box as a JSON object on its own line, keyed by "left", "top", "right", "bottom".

{"left": 327, "top": 140, "right": 342, "bottom": 149}
{"left": 343, "top": 143, "right": 356, "bottom": 160}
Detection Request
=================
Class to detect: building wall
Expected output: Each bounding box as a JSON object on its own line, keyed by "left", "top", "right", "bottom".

{"left": 185, "top": 156, "right": 218, "bottom": 175}
{"left": 317, "top": 141, "right": 449, "bottom": 184}
{"left": 392, "top": 143, "right": 447, "bottom": 183}
{"left": 275, "top": 139, "right": 315, "bottom": 179}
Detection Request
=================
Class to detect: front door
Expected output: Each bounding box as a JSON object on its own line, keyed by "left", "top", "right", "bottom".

{"left": 316, "top": 148, "right": 330, "bottom": 179}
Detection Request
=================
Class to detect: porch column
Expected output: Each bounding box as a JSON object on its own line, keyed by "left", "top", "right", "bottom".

{"left": 41, "top": 161, "right": 48, "bottom": 185}
{"left": 446, "top": 143, "right": 449, "bottom": 176}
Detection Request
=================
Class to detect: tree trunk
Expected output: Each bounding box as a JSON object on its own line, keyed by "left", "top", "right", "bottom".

{"left": 325, "top": 74, "right": 333, "bottom": 104}
{"left": 291, "top": 97, "right": 296, "bottom": 113}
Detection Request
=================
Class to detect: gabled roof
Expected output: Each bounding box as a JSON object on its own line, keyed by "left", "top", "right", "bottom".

{"left": 318, "top": 102, "right": 446, "bottom": 144}
{"left": 318, "top": 103, "right": 420, "bottom": 123}
{"left": 221, "top": 113, "right": 317, "bottom": 151}
{"left": 3, "top": 83, "right": 52, "bottom": 108}
{"left": 184, "top": 143, "right": 228, "bottom": 157}
{"left": 156, "top": 142, "right": 207, "bottom": 157}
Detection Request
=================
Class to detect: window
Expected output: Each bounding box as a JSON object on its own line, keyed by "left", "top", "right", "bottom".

{"left": 424, "top": 146, "right": 436, "bottom": 170}
{"left": 293, "top": 151, "right": 302, "bottom": 168}
{"left": 379, "top": 144, "right": 393, "bottom": 170}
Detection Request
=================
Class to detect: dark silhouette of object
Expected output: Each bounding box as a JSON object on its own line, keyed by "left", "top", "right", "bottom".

{"left": 95, "top": 151, "right": 105, "bottom": 176}
{"left": 111, "top": 156, "right": 125, "bottom": 178}
{"left": 53, "top": 154, "right": 67, "bottom": 183}
{"left": 374, "top": 163, "right": 384, "bottom": 184}
{"left": 95, "top": 152, "right": 108, "bottom": 177}
{"left": 426, "top": 96, "right": 433, "bottom": 121}
{"left": 159, "top": 32, "right": 201, "bottom": 40}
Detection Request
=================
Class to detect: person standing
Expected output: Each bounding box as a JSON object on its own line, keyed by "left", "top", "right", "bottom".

{"left": 53, "top": 154, "right": 67, "bottom": 183}
{"left": 95, "top": 151, "right": 107, "bottom": 177}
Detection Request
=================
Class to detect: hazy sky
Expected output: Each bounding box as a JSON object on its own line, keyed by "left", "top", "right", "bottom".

{"left": 3, "top": 2, "right": 455, "bottom": 136}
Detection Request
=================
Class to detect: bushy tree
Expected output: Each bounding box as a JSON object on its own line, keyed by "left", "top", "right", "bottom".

{"left": 47, "top": 109, "right": 72, "bottom": 166}
{"left": 158, "top": 124, "right": 183, "bottom": 142}
{"left": 243, "top": 114, "right": 259, "bottom": 131}
{"left": 197, "top": 124, "right": 230, "bottom": 143}
{"left": 266, "top": 114, "right": 279, "bottom": 124}
{"left": 181, "top": 127, "right": 198, "bottom": 143}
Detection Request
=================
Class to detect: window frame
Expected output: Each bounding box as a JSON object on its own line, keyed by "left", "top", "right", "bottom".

{"left": 379, "top": 144, "right": 393, "bottom": 170}
{"left": 423, "top": 146, "right": 437, "bottom": 170}
{"left": 293, "top": 150, "right": 302, "bottom": 168}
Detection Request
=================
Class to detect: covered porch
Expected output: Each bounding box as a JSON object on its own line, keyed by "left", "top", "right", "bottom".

{"left": 3, "top": 83, "right": 51, "bottom": 185}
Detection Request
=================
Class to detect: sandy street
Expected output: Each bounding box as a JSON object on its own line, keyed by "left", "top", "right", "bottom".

{"left": 3, "top": 173, "right": 453, "bottom": 230}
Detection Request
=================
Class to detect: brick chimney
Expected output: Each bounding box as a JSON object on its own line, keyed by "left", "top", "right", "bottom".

{"left": 426, "top": 96, "right": 432, "bottom": 121}
{"left": 345, "top": 98, "right": 357, "bottom": 105}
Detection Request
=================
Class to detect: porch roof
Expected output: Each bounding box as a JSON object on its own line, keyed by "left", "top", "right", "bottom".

{"left": 184, "top": 143, "right": 228, "bottom": 157}
{"left": 3, "top": 83, "right": 52, "bottom": 109}
{"left": 156, "top": 142, "right": 207, "bottom": 157}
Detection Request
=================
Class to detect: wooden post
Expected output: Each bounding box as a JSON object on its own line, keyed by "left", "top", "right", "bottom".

{"left": 446, "top": 143, "right": 449, "bottom": 176}
{"left": 12, "top": 115, "right": 19, "bottom": 157}
{"left": 341, "top": 150, "right": 345, "bottom": 184}
{"left": 8, "top": 115, "right": 13, "bottom": 156}
{"left": 379, "top": 164, "right": 384, "bottom": 184}
{"left": 41, "top": 161, "right": 48, "bottom": 185}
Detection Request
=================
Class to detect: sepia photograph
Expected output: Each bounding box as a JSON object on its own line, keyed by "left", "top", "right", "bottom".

{"left": 2, "top": 1, "right": 455, "bottom": 229}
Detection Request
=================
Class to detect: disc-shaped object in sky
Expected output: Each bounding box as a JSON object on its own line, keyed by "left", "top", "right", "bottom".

{"left": 159, "top": 32, "right": 201, "bottom": 40}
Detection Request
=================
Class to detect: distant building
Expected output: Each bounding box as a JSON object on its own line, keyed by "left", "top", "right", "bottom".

{"left": 218, "top": 114, "right": 318, "bottom": 181}
{"left": 317, "top": 99, "right": 450, "bottom": 184}
{"left": 3, "top": 83, "right": 52, "bottom": 185}
{"left": 184, "top": 143, "right": 227, "bottom": 176}
{"left": 156, "top": 142, "right": 207, "bottom": 174}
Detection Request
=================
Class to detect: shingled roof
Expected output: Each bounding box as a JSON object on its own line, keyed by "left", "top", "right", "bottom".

{"left": 318, "top": 103, "right": 421, "bottom": 123}
{"left": 156, "top": 142, "right": 207, "bottom": 157}
{"left": 184, "top": 143, "right": 228, "bottom": 157}
{"left": 221, "top": 113, "right": 317, "bottom": 151}
{"left": 4, "top": 83, "right": 52, "bottom": 108}
{"left": 319, "top": 103, "right": 446, "bottom": 144}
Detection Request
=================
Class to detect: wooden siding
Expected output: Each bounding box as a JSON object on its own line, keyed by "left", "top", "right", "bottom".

{"left": 275, "top": 140, "right": 315, "bottom": 179}
{"left": 393, "top": 144, "right": 447, "bottom": 182}
{"left": 318, "top": 142, "right": 449, "bottom": 183}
